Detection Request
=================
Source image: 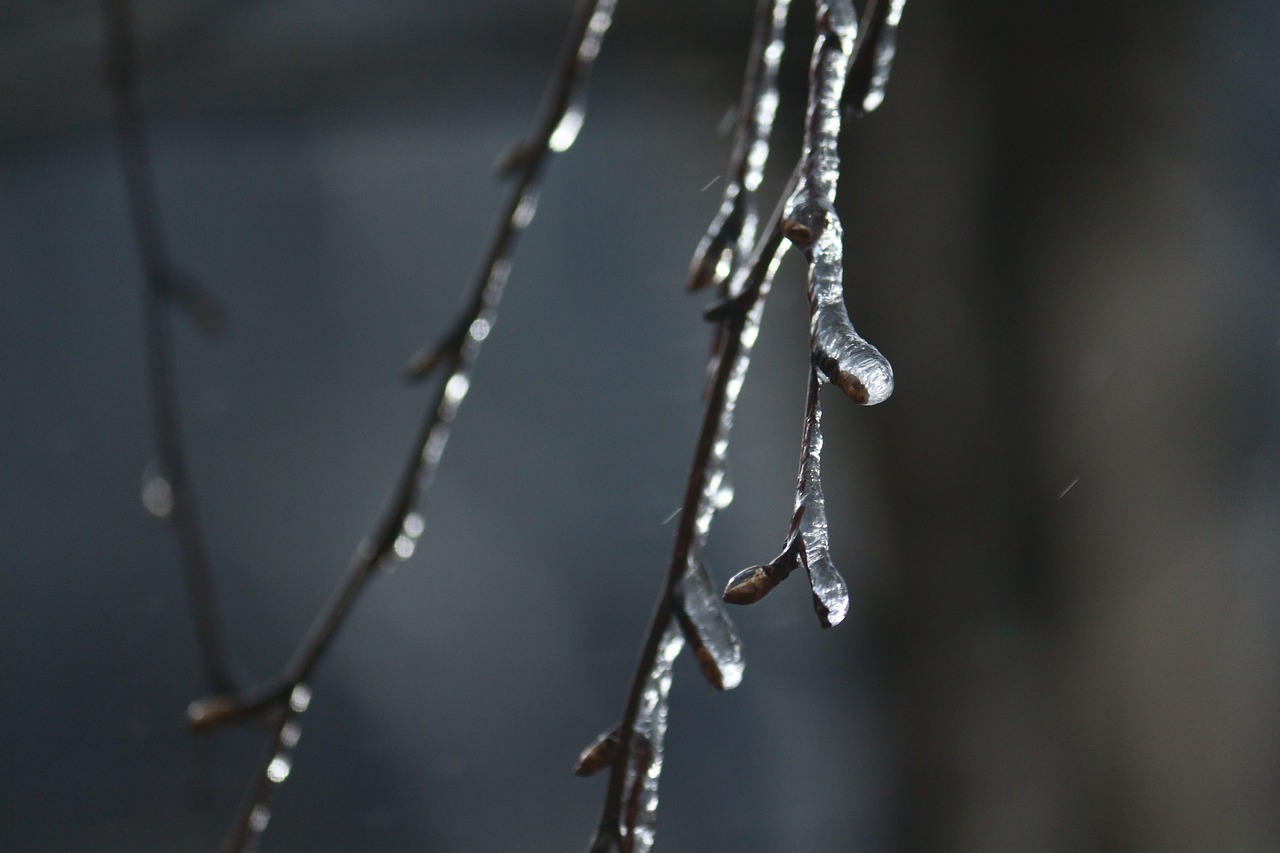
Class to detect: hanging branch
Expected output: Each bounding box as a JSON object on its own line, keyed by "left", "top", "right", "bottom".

{"left": 723, "top": 367, "right": 848, "bottom": 626}
{"left": 99, "top": 0, "right": 620, "bottom": 848}
{"left": 580, "top": 1, "right": 792, "bottom": 849}
{"left": 581, "top": 0, "right": 904, "bottom": 849}
{"left": 186, "top": 0, "right": 620, "bottom": 732}
{"left": 725, "top": 0, "right": 902, "bottom": 624}
{"left": 102, "top": 0, "right": 236, "bottom": 696}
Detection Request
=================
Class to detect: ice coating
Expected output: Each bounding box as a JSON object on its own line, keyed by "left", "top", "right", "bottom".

{"left": 584, "top": 0, "right": 910, "bottom": 847}
{"left": 688, "top": 0, "right": 790, "bottom": 292}
{"left": 394, "top": 0, "right": 621, "bottom": 563}
{"left": 675, "top": 550, "right": 745, "bottom": 690}
{"left": 785, "top": 0, "right": 894, "bottom": 407}
{"left": 590, "top": 626, "right": 682, "bottom": 853}
{"left": 799, "top": 207, "right": 894, "bottom": 405}
{"left": 790, "top": 374, "right": 850, "bottom": 627}
{"left": 233, "top": 696, "right": 308, "bottom": 853}
{"left": 856, "top": 0, "right": 906, "bottom": 113}
{"left": 724, "top": 371, "right": 849, "bottom": 627}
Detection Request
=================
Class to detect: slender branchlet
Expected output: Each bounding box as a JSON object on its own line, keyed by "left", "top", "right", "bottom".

{"left": 723, "top": 367, "right": 849, "bottom": 627}
{"left": 105, "top": 0, "right": 619, "bottom": 847}
{"left": 724, "top": 0, "right": 903, "bottom": 624}
{"left": 688, "top": 0, "right": 791, "bottom": 294}
{"left": 102, "top": 0, "right": 236, "bottom": 695}
{"left": 584, "top": 0, "right": 905, "bottom": 848}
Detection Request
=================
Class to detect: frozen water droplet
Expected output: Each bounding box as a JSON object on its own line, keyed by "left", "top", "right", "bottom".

{"left": 403, "top": 512, "right": 425, "bottom": 538}
{"left": 266, "top": 754, "right": 292, "bottom": 784}
{"left": 512, "top": 191, "right": 539, "bottom": 229}
{"left": 289, "top": 683, "right": 311, "bottom": 714}
{"left": 280, "top": 721, "right": 301, "bottom": 749}
{"left": 248, "top": 804, "right": 271, "bottom": 833}
{"left": 141, "top": 470, "right": 173, "bottom": 519}
{"left": 467, "top": 318, "right": 491, "bottom": 343}
{"left": 549, "top": 107, "right": 584, "bottom": 152}
{"left": 676, "top": 565, "right": 744, "bottom": 690}
{"left": 803, "top": 546, "right": 849, "bottom": 628}
{"left": 443, "top": 373, "right": 471, "bottom": 409}
{"left": 392, "top": 533, "right": 416, "bottom": 560}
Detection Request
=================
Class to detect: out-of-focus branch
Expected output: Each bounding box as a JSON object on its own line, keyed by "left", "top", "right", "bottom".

{"left": 102, "top": 0, "right": 235, "bottom": 695}
{"left": 171, "top": 0, "right": 621, "bottom": 847}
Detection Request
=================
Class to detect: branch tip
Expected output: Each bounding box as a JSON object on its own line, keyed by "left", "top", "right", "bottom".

{"left": 492, "top": 141, "right": 534, "bottom": 179}
{"left": 186, "top": 695, "right": 239, "bottom": 731}
{"left": 575, "top": 728, "right": 620, "bottom": 777}
{"left": 780, "top": 217, "right": 813, "bottom": 245}
{"left": 723, "top": 566, "right": 771, "bottom": 605}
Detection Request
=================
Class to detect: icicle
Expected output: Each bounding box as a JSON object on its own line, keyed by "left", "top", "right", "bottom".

{"left": 724, "top": 370, "right": 849, "bottom": 627}
{"left": 589, "top": 625, "right": 683, "bottom": 853}
{"left": 851, "top": 0, "right": 906, "bottom": 114}
{"left": 674, "top": 550, "right": 745, "bottom": 690}
{"left": 689, "top": 0, "right": 791, "bottom": 292}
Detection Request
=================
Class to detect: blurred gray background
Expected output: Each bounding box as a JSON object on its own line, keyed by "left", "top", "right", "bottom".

{"left": 2, "top": 1, "right": 1279, "bottom": 851}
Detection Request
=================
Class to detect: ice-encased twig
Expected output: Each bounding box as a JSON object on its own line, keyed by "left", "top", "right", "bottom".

{"left": 724, "top": 369, "right": 849, "bottom": 627}
{"left": 688, "top": 0, "right": 790, "bottom": 293}
{"left": 847, "top": 0, "right": 906, "bottom": 114}
{"left": 722, "top": 0, "right": 904, "bottom": 623}
{"left": 187, "top": 0, "right": 619, "bottom": 730}
{"left": 587, "top": 625, "right": 682, "bottom": 853}
{"left": 102, "top": 0, "right": 237, "bottom": 695}
{"left": 668, "top": 0, "right": 798, "bottom": 696}
{"left": 784, "top": 0, "right": 893, "bottom": 407}
{"left": 583, "top": 1, "right": 797, "bottom": 847}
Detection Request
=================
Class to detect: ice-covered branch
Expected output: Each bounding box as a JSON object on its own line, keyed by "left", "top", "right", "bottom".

{"left": 585, "top": 1, "right": 906, "bottom": 845}
{"left": 581, "top": 2, "right": 797, "bottom": 849}
{"left": 688, "top": 0, "right": 790, "bottom": 293}
{"left": 102, "top": 0, "right": 236, "bottom": 695}
{"left": 784, "top": 0, "right": 893, "bottom": 407}
{"left": 724, "top": 0, "right": 903, "bottom": 625}
{"left": 723, "top": 369, "right": 848, "bottom": 627}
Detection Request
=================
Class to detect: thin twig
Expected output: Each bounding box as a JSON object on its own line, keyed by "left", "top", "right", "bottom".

{"left": 188, "top": 0, "right": 620, "bottom": 733}
{"left": 585, "top": 1, "right": 792, "bottom": 847}
{"left": 216, "top": 686, "right": 309, "bottom": 853}
{"left": 102, "top": 0, "right": 236, "bottom": 695}
{"left": 174, "top": 0, "right": 620, "bottom": 846}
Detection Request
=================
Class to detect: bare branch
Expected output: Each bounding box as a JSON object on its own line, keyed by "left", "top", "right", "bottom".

{"left": 169, "top": 0, "right": 621, "bottom": 845}
{"left": 102, "top": 0, "right": 236, "bottom": 695}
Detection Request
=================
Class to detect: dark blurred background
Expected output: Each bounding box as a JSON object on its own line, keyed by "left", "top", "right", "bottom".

{"left": 2, "top": 1, "right": 1279, "bottom": 851}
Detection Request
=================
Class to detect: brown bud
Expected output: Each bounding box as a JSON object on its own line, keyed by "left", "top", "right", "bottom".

{"left": 780, "top": 218, "right": 813, "bottom": 245}
{"left": 722, "top": 565, "right": 777, "bottom": 605}
{"left": 574, "top": 728, "right": 619, "bottom": 777}
{"left": 186, "top": 696, "right": 239, "bottom": 731}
